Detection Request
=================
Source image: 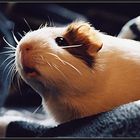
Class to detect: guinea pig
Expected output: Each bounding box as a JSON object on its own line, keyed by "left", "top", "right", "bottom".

{"left": 14, "top": 21, "right": 140, "bottom": 124}
{"left": 1, "top": 20, "right": 140, "bottom": 138}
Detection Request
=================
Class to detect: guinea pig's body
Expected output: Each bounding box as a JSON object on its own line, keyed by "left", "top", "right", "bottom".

{"left": 14, "top": 21, "right": 140, "bottom": 124}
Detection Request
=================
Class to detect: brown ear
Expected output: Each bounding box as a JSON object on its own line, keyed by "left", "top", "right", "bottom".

{"left": 64, "top": 21, "right": 103, "bottom": 57}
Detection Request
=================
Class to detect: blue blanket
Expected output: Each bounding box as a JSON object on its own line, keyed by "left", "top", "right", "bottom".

{"left": 6, "top": 101, "right": 140, "bottom": 137}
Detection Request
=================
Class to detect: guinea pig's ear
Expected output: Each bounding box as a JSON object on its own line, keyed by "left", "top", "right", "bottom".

{"left": 64, "top": 21, "right": 103, "bottom": 57}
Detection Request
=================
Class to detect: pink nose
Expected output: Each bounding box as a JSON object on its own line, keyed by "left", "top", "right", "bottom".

{"left": 19, "top": 44, "right": 33, "bottom": 69}
{"left": 19, "top": 44, "right": 38, "bottom": 77}
{"left": 20, "top": 44, "right": 33, "bottom": 52}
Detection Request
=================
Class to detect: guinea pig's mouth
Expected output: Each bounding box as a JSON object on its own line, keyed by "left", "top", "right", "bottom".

{"left": 23, "top": 66, "right": 40, "bottom": 77}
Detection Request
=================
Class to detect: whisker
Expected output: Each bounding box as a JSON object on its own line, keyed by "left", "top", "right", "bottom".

{"left": 39, "top": 55, "right": 45, "bottom": 61}
{"left": 1, "top": 54, "right": 15, "bottom": 56}
{"left": 3, "top": 47, "right": 16, "bottom": 51}
{"left": 3, "top": 37, "right": 16, "bottom": 50}
{"left": 5, "top": 62, "right": 16, "bottom": 82}
{"left": 32, "top": 104, "right": 43, "bottom": 114}
{"left": 32, "top": 55, "right": 46, "bottom": 65}
{"left": 46, "top": 61, "right": 53, "bottom": 68}
{"left": 10, "top": 72, "right": 18, "bottom": 93}
{"left": 0, "top": 55, "right": 15, "bottom": 68}
{"left": 19, "top": 75, "right": 23, "bottom": 88}
{"left": 52, "top": 64, "right": 67, "bottom": 80}
{"left": 63, "top": 60, "right": 82, "bottom": 75}
{"left": 0, "top": 50, "right": 15, "bottom": 55}
{"left": 24, "top": 18, "right": 32, "bottom": 31}
{"left": 23, "top": 31, "right": 27, "bottom": 35}
{"left": 39, "top": 24, "right": 44, "bottom": 29}
{"left": 11, "top": 65, "right": 17, "bottom": 83}
{"left": 61, "top": 44, "right": 82, "bottom": 49}
{"left": 1, "top": 54, "right": 15, "bottom": 57}
{"left": 47, "top": 16, "right": 52, "bottom": 27}
{"left": 50, "top": 17, "right": 54, "bottom": 27}
{"left": 44, "top": 21, "right": 48, "bottom": 27}
{"left": 5, "top": 63, "right": 16, "bottom": 81}
{"left": 16, "top": 73, "right": 22, "bottom": 96}
{"left": 18, "top": 32, "right": 23, "bottom": 38}
{"left": 47, "top": 53, "right": 65, "bottom": 65}
{"left": 0, "top": 52, "right": 15, "bottom": 59}
{"left": 5, "top": 67, "right": 12, "bottom": 82}
{"left": 38, "top": 55, "right": 53, "bottom": 67}
{"left": 11, "top": 73, "right": 17, "bottom": 90}
{"left": 46, "top": 52, "right": 82, "bottom": 75}
{"left": 48, "top": 16, "right": 55, "bottom": 27}
{"left": 2, "top": 59, "right": 15, "bottom": 75}
{"left": 12, "top": 31, "right": 19, "bottom": 44}
{"left": 32, "top": 55, "right": 53, "bottom": 68}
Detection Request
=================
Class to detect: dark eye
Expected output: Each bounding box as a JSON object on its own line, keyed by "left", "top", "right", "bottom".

{"left": 55, "top": 37, "right": 69, "bottom": 46}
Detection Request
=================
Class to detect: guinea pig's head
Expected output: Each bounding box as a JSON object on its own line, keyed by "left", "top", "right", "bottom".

{"left": 15, "top": 21, "right": 103, "bottom": 98}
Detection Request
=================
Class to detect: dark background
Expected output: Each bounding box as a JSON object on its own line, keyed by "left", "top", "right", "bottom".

{"left": 0, "top": 2, "right": 140, "bottom": 110}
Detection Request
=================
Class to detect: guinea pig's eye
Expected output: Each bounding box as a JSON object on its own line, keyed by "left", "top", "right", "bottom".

{"left": 55, "top": 37, "right": 69, "bottom": 46}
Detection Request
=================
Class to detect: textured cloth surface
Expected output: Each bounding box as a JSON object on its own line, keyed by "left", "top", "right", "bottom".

{"left": 6, "top": 101, "right": 140, "bottom": 137}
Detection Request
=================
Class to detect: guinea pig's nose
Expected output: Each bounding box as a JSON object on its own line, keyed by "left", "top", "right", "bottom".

{"left": 19, "top": 44, "right": 34, "bottom": 69}
{"left": 20, "top": 44, "right": 33, "bottom": 52}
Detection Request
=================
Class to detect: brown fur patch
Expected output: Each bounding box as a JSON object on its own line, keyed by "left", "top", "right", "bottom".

{"left": 63, "top": 21, "right": 103, "bottom": 67}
